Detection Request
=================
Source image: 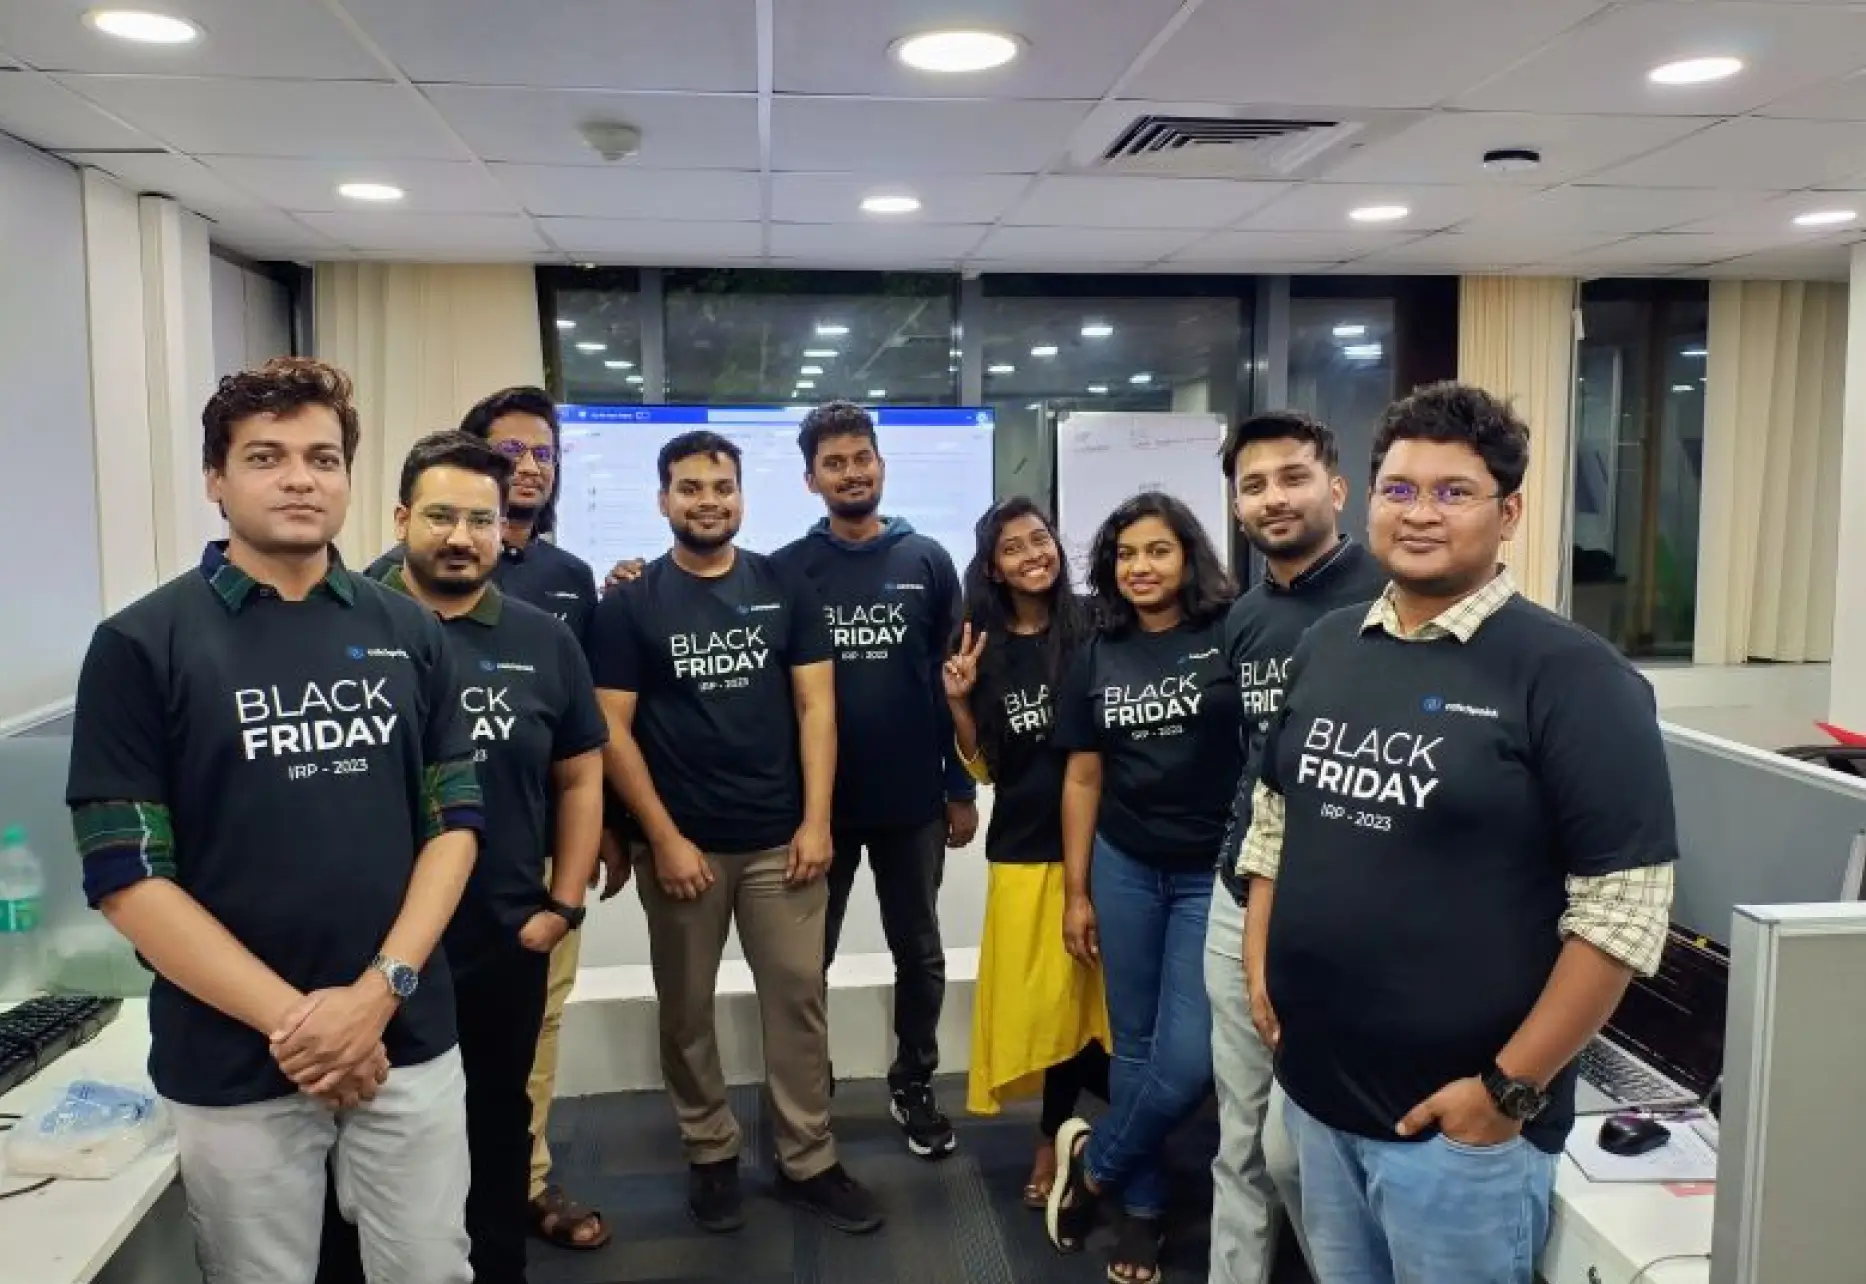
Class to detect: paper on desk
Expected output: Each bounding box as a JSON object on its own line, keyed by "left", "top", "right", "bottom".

{"left": 1566, "top": 1117, "right": 1719, "bottom": 1183}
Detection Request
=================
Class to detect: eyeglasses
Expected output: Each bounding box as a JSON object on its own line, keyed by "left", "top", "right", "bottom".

{"left": 1374, "top": 481, "right": 1500, "bottom": 511}
{"left": 417, "top": 506, "right": 499, "bottom": 535}
{"left": 493, "top": 439, "right": 557, "bottom": 466}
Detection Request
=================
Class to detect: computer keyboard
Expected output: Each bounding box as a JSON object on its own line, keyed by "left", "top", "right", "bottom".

{"left": 0, "top": 995, "right": 121, "bottom": 1100}
{"left": 1578, "top": 1039, "right": 1677, "bottom": 1107}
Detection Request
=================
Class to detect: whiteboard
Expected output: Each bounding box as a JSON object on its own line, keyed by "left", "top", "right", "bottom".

{"left": 1056, "top": 411, "right": 1231, "bottom": 579}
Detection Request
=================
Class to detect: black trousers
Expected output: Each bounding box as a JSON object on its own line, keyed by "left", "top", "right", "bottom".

{"left": 823, "top": 817, "right": 946, "bottom": 1088}
{"left": 317, "top": 943, "right": 550, "bottom": 1284}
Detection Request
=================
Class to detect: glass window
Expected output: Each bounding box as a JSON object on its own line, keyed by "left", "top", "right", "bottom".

{"left": 663, "top": 270, "right": 956, "bottom": 406}
{"left": 542, "top": 268, "right": 645, "bottom": 405}
{"left": 1569, "top": 280, "right": 1707, "bottom": 658}
{"left": 1287, "top": 296, "right": 1398, "bottom": 543}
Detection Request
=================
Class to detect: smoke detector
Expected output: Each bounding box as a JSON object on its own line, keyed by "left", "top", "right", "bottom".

{"left": 1482, "top": 147, "right": 1542, "bottom": 174}
{"left": 579, "top": 120, "right": 643, "bottom": 163}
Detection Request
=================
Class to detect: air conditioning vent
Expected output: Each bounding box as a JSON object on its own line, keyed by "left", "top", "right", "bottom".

{"left": 1096, "top": 114, "right": 1364, "bottom": 178}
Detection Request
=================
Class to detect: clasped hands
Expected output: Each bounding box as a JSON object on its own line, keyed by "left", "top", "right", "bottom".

{"left": 268, "top": 976, "right": 399, "bottom": 1111}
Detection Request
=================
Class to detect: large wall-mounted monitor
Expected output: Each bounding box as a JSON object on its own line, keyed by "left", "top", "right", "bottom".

{"left": 554, "top": 404, "right": 995, "bottom": 574}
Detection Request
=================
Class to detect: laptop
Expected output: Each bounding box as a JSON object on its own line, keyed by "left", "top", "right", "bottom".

{"left": 1573, "top": 926, "right": 1730, "bottom": 1115}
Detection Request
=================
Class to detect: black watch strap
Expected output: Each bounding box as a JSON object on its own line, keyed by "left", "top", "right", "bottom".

{"left": 541, "top": 894, "right": 586, "bottom": 930}
{"left": 1481, "top": 1064, "right": 1548, "bottom": 1122}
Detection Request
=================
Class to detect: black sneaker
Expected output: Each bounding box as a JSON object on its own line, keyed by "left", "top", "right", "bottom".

{"left": 775, "top": 1162, "right": 885, "bottom": 1234}
{"left": 687, "top": 1158, "right": 745, "bottom": 1233}
{"left": 890, "top": 1081, "right": 957, "bottom": 1160}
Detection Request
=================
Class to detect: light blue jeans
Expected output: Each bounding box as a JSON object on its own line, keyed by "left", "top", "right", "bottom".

{"left": 1283, "top": 1094, "right": 1557, "bottom": 1284}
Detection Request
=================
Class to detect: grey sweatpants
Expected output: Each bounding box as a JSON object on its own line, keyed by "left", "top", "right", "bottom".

{"left": 166, "top": 1047, "right": 471, "bottom": 1284}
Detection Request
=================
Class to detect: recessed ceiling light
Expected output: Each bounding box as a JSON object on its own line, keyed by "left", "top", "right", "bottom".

{"left": 1795, "top": 209, "right": 1857, "bottom": 227}
{"left": 800, "top": 364, "right": 825, "bottom": 376}
{"left": 625, "top": 375, "right": 644, "bottom": 385}
{"left": 1088, "top": 385, "right": 1109, "bottom": 395}
{"left": 804, "top": 348, "right": 838, "bottom": 358}
{"left": 861, "top": 194, "right": 922, "bottom": 215}
{"left": 1481, "top": 148, "right": 1542, "bottom": 175}
{"left": 1671, "top": 383, "right": 1696, "bottom": 393}
{"left": 796, "top": 380, "right": 817, "bottom": 390}
{"left": 1332, "top": 323, "right": 1366, "bottom": 338}
{"left": 603, "top": 359, "right": 634, "bottom": 370}
{"left": 1081, "top": 322, "right": 1114, "bottom": 338}
{"left": 1681, "top": 347, "right": 1708, "bottom": 358}
{"left": 337, "top": 182, "right": 404, "bottom": 203}
{"left": 815, "top": 323, "right": 849, "bottom": 336}
{"left": 1031, "top": 344, "right": 1059, "bottom": 357}
{"left": 892, "top": 28, "right": 1022, "bottom": 74}
{"left": 1349, "top": 204, "right": 1408, "bottom": 223}
{"left": 988, "top": 363, "right": 1016, "bottom": 375}
{"left": 1649, "top": 56, "right": 1744, "bottom": 86}
{"left": 84, "top": 9, "right": 201, "bottom": 44}
{"left": 1344, "top": 343, "right": 1384, "bottom": 360}
{"left": 555, "top": 318, "right": 576, "bottom": 331}
{"left": 868, "top": 389, "right": 887, "bottom": 398}
{"left": 1129, "top": 373, "right": 1153, "bottom": 385}
{"left": 574, "top": 341, "right": 606, "bottom": 353}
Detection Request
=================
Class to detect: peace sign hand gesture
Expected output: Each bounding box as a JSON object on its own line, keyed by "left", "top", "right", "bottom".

{"left": 943, "top": 623, "right": 989, "bottom": 700}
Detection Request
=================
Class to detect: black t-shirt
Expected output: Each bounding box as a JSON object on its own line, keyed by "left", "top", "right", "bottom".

{"left": 1261, "top": 596, "right": 1680, "bottom": 1154}
{"left": 414, "top": 583, "right": 608, "bottom": 972}
{"left": 974, "top": 630, "right": 1067, "bottom": 865}
{"left": 1217, "top": 540, "right": 1386, "bottom": 876}
{"left": 367, "top": 538, "right": 599, "bottom": 657}
{"left": 772, "top": 525, "right": 962, "bottom": 830}
{"left": 65, "top": 549, "right": 477, "bottom": 1108}
{"left": 589, "top": 550, "right": 831, "bottom": 852}
{"left": 1052, "top": 616, "right": 1243, "bottom": 868}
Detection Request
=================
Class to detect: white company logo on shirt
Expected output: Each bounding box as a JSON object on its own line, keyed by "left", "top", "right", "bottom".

{"left": 478, "top": 659, "right": 537, "bottom": 674}
{"left": 1182, "top": 647, "right": 1220, "bottom": 663}
{"left": 883, "top": 581, "right": 926, "bottom": 592}
{"left": 1420, "top": 695, "right": 1499, "bottom": 719}
{"left": 734, "top": 601, "right": 783, "bottom": 615}
{"left": 346, "top": 645, "right": 409, "bottom": 661}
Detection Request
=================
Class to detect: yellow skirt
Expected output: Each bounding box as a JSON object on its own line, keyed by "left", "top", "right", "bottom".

{"left": 966, "top": 860, "right": 1113, "bottom": 1116}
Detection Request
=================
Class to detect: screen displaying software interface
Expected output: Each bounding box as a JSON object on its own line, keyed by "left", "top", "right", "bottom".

{"left": 555, "top": 405, "right": 996, "bottom": 574}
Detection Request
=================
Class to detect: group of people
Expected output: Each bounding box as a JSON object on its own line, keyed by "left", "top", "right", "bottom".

{"left": 62, "top": 351, "right": 1682, "bottom": 1284}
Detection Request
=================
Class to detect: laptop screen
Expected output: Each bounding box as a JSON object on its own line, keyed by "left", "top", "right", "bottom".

{"left": 1603, "top": 925, "right": 1730, "bottom": 1097}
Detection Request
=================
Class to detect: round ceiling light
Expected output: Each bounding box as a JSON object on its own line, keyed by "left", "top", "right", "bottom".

{"left": 1794, "top": 209, "right": 1857, "bottom": 227}
{"left": 1349, "top": 204, "right": 1409, "bottom": 223}
{"left": 860, "top": 194, "right": 922, "bottom": 215}
{"left": 1648, "top": 56, "right": 1744, "bottom": 86}
{"left": 1482, "top": 147, "right": 1542, "bottom": 174}
{"left": 84, "top": 9, "right": 201, "bottom": 44}
{"left": 892, "top": 29, "right": 1022, "bottom": 74}
{"left": 337, "top": 181, "right": 404, "bottom": 203}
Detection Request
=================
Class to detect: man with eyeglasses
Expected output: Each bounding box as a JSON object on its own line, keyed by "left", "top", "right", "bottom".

{"left": 1238, "top": 383, "right": 1677, "bottom": 1284}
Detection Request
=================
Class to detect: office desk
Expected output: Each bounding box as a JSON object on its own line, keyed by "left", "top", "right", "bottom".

{"left": 1544, "top": 1145, "right": 1714, "bottom": 1284}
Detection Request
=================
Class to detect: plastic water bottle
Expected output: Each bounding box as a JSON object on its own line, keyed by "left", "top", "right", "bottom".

{"left": 0, "top": 826, "right": 46, "bottom": 997}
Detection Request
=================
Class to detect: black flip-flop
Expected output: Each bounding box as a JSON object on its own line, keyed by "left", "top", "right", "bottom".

{"left": 1107, "top": 1212, "right": 1165, "bottom": 1284}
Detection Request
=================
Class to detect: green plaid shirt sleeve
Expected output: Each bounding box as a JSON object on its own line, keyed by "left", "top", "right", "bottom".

{"left": 421, "top": 757, "right": 483, "bottom": 844}
{"left": 72, "top": 800, "right": 177, "bottom": 907}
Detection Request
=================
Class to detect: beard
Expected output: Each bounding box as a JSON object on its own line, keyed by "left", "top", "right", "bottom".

{"left": 671, "top": 518, "right": 738, "bottom": 552}
{"left": 1245, "top": 511, "right": 1332, "bottom": 561}
{"left": 825, "top": 488, "right": 880, "bottom": 521}
{"left": 405, "top": 551, "right": 491, "bottom": 598}
{"left": 505, "top": 500, "right": 540, "bottom": 524}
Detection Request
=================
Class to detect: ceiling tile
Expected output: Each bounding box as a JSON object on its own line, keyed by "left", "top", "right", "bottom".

{"left": 1354, "top": 228, "right": 1629, "bottom": 267}
{"left": 202, "top": 156, "right": 519, "bottom": 214}
{"left": 55, "top": 75, "right": 470, "bottom": 160}
{"left": 0, "top": 0, "right": 385, "bottom": 80}
{"left": 769, "top": 223, "right": 984, "bottom": 263}
{"left": 537, "top": 218, "right": 763, "bottom": 260}
{"left": 1672, "top": 191, "right": 1866, "bottom": 237}
{"left": 491, "top": 165, "right": 760, "bottom": 220}
{"left": 968, "top": 225, "right": 1202, "bottom": 262}
{"left": 1169, "top": 229, "right": 1420, "bottom": 264}
{"left": 1758, "top": 70, "right": 1866, "bottom": 122}
{"left": 1688, "top": 242, "right": 1854, "bottom": 280}
{"left": 1484, "top": 185, "right": 1774, "bottom": 234}
{"left": 1233, "top": 182, "right": 1523, "bottom": 233}
{"left": 776, "top": 0, "right": 1185, "bottom": 99}
{"left": 1149, "top": 260, "right": 1343, "bottom": 274}
{"left": 341, "top": 0, "right": 756, "bottom": 92}
{"left": 770, "top": 173, "right": 1029, "bottom": 225}
{"left": 295, "top": 212, "right": 548, "bottom": 256}
{"left": 1455, "top": 2, "right": 1866, "bottom": 115}
{"left": 1003, "top": 176, "right": 1293, "bottom": 229}
{"left": 67, "top": 151, "right": 270, "bottom": 218}
{"left": 0, "top": 67, "right": 155, "bottom": 150}
{"left": 1321, "top": 112, "right": 1710, "bottom": 187}
{"left": 771, "top": 97, "right": 1090, "bottom": 175}
{"left": 1550, "top": 232, "right": 1800, "bottom": 271}
{"left": 1125, "top": 0, "right": 1610, "bottom": 108}
{"left": 1586, "top": 117, "right": 1866, "bottom": 189}
{"left": 425, "top": 86, "right": 759, "bottom": 169}
{"left": 199, "top": 209, "right": 344, "bottom": 259}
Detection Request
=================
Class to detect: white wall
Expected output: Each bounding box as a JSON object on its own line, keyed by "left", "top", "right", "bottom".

{"left": 210, "top": 254, "right": 293, "bottom": 378}
{"left": 0, "top": 136, "right": 102, "bottom": 728}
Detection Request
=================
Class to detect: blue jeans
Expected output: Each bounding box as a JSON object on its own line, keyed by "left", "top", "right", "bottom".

{"left": 1284, "top": 1096, "right": 1557, "bottom": 1284}
{"left": 1085, "top": 833, "right": 1214, "bottom": 1217}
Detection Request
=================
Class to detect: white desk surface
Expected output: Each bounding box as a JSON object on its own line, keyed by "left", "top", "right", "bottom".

{"left": 1546, "top": 1138, "right": 1715, "bottom": 1284}
{"left": 0, "top": 1001, "right": 176, "bottom": 1284}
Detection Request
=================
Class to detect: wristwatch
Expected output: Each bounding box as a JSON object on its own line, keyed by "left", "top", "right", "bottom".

{"left": 541, "top": 893, "right": 587, "bottom": 931}
{"left": 1481, "top": 1064, "right": 1549, "bottom": 1122}
{"left": 368, "top": 953, "right": 420, "bottom": 1001}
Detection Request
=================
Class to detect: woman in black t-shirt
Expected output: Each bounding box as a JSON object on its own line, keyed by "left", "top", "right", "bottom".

{"left": 946, "top": 498, "right": 1112, "bottom": 1211}
{"left": 1045, "top": 492, "right": 1240, "bottom": 1284}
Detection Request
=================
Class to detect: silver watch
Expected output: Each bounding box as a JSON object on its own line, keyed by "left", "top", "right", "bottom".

{"left": 368, "top": 953, "right": 419, "bottom": 1000}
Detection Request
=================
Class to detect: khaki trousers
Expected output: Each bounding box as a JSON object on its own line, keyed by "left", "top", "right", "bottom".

{"left": 635, "top": 843, "right": 837, "bottom": 1180}
{"left": 526, "top": 898, "right": 582, "bottom": 1200}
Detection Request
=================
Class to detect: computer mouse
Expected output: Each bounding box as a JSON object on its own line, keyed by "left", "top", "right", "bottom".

{"left": 1598, "top": 1113, "right": 1672, "bottom": 1157}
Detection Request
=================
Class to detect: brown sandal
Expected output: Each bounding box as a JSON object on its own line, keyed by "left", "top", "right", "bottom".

{"left": 529, "top": 1184, "right": 611, "bottom": 1250}
{"left": 1024, "top": 1141, "right": 1058, "bottom": 1209}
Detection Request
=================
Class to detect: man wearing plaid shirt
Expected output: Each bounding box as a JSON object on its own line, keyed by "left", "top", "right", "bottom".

{"left": 1239, "top": 382, "right": 1677, "bottom": 1284}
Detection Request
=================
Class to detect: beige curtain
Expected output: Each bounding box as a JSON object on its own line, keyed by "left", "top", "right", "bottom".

{"left": 1694, "top": 281, "right": 1846, "bottom": 664}
{"left": 313, "top": 263, "right": 545, "bottom": 566}
{"left": 1457, "top": 276, "right": 1578, "bottom": 609}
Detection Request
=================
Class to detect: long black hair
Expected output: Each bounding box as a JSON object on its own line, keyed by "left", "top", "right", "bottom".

{"left": 958, "top": 497, "right": 1089, "bottom": 779}
{"left": 1087, "top": 490, "right": 1236, "bottom": 635}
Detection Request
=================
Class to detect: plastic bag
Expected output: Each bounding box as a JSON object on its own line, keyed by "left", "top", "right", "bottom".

{"left": 4, "top": 1079, "right": 172, "bottom": 1180}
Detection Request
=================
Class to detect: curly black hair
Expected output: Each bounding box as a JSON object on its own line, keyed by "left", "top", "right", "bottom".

{"left": 458, "top": 385, "right": 562, "bottom": 533}
{"left": 796, "top": 400, "right": 877, "bottom": 468}
{"left": 1370, "top": 381, "right": 1530, "bottom": 497}
{"left": 1087, "top": 490, "right": 1236, "bottom": 634}
{"left": 202, "top": 357, "right": 360, "bottom": 472}
{"left": 1220, "top": 409, "right": 1339, "bottom": 481}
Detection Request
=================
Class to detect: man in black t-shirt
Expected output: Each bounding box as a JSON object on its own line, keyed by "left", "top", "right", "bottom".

{"left": 66, "top": 359, "right": 482, "bottom": 1284}
{"left": 1208, "top": 412, "right": 1384, "bottom": 1284}
{"left": 381, "top": 432, "right": 607, "bottom": 1284}
{"left": 589, "top": 431, "right": 884, "bottom": 1237}
{"left": 1240, "top": 384, "right": 1678, "bottom": 1284}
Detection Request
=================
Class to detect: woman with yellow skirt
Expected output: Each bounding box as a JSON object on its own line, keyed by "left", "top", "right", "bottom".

{"left": 945, "top": 497, "right": 1112, "bottom": 1208}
